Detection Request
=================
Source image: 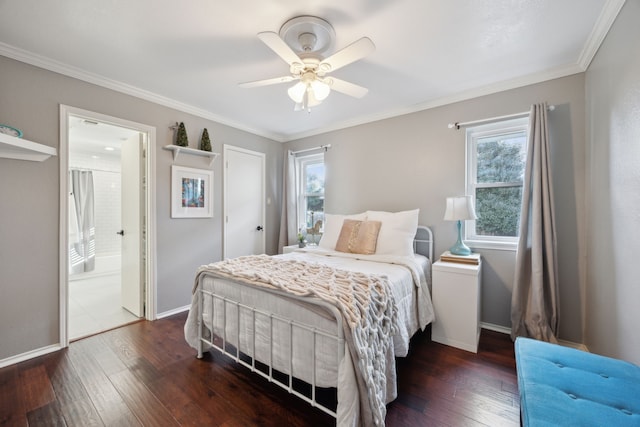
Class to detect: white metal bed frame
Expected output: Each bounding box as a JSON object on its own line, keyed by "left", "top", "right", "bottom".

{"left": 195, "top": 225, "right": 433, "bottom": 419}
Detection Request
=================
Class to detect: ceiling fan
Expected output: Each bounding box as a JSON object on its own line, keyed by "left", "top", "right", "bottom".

{"left": 239, "top": 16, "right": 375, "bottom": 112}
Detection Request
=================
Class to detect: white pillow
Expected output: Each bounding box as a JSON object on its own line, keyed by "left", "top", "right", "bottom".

{"left": 366, "top": 209, "right": 420, "bottom": 256}
{"left": 318, "top": 212, "right": 366, "bottom": 250}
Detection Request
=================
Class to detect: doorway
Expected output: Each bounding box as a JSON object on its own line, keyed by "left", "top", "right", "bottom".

{"left": 60, "top": 106, "right": 156, "bottom": 345}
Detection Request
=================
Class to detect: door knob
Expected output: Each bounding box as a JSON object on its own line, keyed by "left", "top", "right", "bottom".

{"left": 256, "top": 226, "right": 263, "bottom": 231}
{"left": 116, "top": 230, "right": 125, "bottom": 236}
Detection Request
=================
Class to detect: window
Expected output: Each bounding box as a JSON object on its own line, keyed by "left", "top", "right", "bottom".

{"left": 466, "top": 117, "right": 528, "bottom": 248}
{"left": 296, "top": 153, "right": 325, "bottom": 239}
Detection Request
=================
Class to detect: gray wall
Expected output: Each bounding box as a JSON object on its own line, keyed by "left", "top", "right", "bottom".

{"left": 585, "top": 0, "right": 640, "bottom": 364}
{"left": 0, "top": 56, "right": 283, "bottom": 360}
{"left": 286, "top": 74, "right": 587, "bottom": 342}
{"left": 0, "top": 53, "right": 592, "bottom": 362}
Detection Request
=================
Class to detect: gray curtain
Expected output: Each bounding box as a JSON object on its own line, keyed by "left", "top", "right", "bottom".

{"left": 69, "top": 169, "right": 96, "bottom": 274}
{"left": 511, "top": 103, "right": 559, "bottom": 343}
{"left": 278, "top": 150, "right": 298, "bottom": 253}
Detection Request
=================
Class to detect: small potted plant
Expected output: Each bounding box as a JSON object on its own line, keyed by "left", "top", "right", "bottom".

{"left": 297, "top": 231, "right": 306, "bottom": 248}
{"left": 200, "top": 128, "right": 212, "bottom": 152}
{"left": 175, "top": 122, "right": 188, "bottom": 147}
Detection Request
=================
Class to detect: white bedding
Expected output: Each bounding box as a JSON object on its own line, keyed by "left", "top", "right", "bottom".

{"left": 280, "top": 247, "right": 433, "bottom": 357}
{"left": 184, "top": 247, "right": 434, "bottom": 426}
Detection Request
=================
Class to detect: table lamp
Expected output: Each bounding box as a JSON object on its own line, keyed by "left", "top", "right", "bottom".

{"left": 444, "top": 195, "right": 477, "bottom": 256}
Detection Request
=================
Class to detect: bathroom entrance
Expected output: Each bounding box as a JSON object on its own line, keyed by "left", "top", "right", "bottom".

{"left": 61, "top": 106, "right": 155, "bottom": 342}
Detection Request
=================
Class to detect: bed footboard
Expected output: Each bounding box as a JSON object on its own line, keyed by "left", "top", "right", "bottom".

{"left": 195, "top": 280, "right": 345, "bottom": 418}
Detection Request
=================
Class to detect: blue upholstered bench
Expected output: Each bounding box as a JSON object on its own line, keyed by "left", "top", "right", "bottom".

{"left": 515, "top": 337, "right": 640, "bottom": 426}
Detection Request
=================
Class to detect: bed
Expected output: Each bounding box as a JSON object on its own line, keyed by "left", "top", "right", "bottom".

{"left": 184, "top": 210, "right": 434, "bottom": 426}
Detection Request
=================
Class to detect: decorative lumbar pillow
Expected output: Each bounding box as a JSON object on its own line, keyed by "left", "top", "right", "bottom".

{"left": 318, "top": 212, "right": 366, "bottom": 250}
{"left": 365, "top": 209, "right": 420, "bottom": 256}
{"left": 335, "top": 220, "right": 382, "bottom": 255}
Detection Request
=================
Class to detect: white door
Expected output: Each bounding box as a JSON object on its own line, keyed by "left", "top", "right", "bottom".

{"left": 224, "top": 145, "right": 265, "bottom": 259}
{"left": 120, "top": 133, "right": 144, "bottom": 317}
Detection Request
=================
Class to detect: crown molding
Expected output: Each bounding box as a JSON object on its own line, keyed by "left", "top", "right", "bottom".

{"left": 0, "top": 42, "right": 286, "bottom": 143}
{"left": 285, "top": 63, "right": 584, "bottom": 142}
{"left": 577, "top": 0, "right": 626, "bottom": 70}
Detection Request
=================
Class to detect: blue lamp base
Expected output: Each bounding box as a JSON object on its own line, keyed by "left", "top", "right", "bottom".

{"left": 449, "top": 220, "right": 472, "bottom": 256}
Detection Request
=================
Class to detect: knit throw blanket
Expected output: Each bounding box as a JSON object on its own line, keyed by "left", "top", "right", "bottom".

{"left": 194, "top": 254, "right": 397, "bottom": 426}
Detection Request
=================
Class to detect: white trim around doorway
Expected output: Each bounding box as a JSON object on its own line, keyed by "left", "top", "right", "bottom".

{"left": 59, "top": 105, "right": 157, "bottom": 348}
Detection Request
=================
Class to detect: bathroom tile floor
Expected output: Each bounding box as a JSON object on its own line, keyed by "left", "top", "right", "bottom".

{"left": 69, "top": 273, "right": 140, "bottom": 340}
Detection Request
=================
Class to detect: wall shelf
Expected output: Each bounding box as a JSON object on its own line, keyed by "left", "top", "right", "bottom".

{"left": 163, "top": 145, "right": 219, "bottom": 167}
{"left": 0, "top": 133, "right": 57, "bottom": 161}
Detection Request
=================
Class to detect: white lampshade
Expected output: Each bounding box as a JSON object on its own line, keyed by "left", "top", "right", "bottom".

{"left": 443, "top": 196, "right": 477, "bottom": 221}
{"left": 288, "top": 77, "right": 331, "bottom": 110}
{"left": 310, "top": 80, "right": 330, "bottom": 101}
{"left": 309, "top": 88, "right": 323, "bottom": 106}
{"left": 288, "top": 82, "right": 307, "bottom": 103}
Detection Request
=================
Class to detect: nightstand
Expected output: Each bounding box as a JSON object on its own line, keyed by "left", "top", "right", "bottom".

{"left": 431, "top": 257, "right": 482, "bottom": 353}
{"left": 282, "top": 244, "right": 299, "bottom": 254}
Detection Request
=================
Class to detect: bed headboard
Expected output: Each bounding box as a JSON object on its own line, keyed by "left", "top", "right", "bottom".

{"left": 414, "top": 226, "right": 434, "bottom": 261}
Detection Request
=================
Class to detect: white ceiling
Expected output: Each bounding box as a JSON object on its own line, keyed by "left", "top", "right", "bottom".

{"left": 68, "top": 116, "right": 138, "bottom": 157}
{"left": 0, "top": 0, "right": 622, "bottom": 142}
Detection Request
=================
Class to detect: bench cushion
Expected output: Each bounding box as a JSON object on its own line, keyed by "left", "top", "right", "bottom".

{"left": 515, "top": 337, "right": 640, "bottom": 426}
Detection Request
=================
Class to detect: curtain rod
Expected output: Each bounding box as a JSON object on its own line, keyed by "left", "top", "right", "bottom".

{"left": 70, "top": 167, "right": 119, "bottom": 174}
{"left": 448, "top": 105, "right": 555, "bottom": 130}
{"left": 290, "top": 144, "right": 331, "bottom": 155}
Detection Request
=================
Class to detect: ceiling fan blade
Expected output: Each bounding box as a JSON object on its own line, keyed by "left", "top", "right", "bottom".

{"left": 239, "top": 75, "right": 296, "bottom": 88}
{"left": 320, "top": 37, "right": 375, "bottom": 72}
{"left": 257, "top": 31, "right": 302, "bottom": 66}
{"left": 326, "top": 77, "right": 369, "bottom": 98}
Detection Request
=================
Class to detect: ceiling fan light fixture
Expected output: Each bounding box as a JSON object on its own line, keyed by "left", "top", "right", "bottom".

{"left": 311, "top": 79, "right": 330, "bottom": 101}
{"left": 243, "top": 16, "right": 374, "bottom": 112}
{"left": 306, "top": 89, "right": 322, "bottom": 107}
{"left": 288, "top": 81, "right": 307, "bottom": 103}
{"left": 288, "top": 77, "right": 330, "bottom": 109}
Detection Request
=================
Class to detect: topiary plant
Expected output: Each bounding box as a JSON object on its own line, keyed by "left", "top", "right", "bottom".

{"left": 200, "top": 128, "right": 212, "bottom": 152}
{"left": 175, "top": 122, "right": 188, "bottom": 147}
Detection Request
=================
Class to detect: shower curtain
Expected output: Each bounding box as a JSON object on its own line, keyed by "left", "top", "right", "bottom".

{"left": 69, "top": 169, "right": 96, "bottom": 274}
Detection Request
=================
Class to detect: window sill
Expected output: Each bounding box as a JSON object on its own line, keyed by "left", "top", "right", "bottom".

{"left": 466, "top": 240, "right": 517, "bottom": 252}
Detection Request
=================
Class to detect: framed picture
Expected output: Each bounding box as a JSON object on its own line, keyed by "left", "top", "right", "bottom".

{"left": 171, "top": 165, "right": 213, "bottom": 218}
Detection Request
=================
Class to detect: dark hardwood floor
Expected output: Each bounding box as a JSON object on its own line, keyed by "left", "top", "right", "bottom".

{"left": 0, "top": 312, "right": 520, "bottom": 426}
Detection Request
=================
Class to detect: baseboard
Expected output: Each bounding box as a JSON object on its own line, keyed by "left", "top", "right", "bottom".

{"left": 558, "top": 339, "right": 589, "bottom": 352}
{"left": 481, "top": 322, "right": 511, "bottom": 335}
{"left": 156, "top": 304, "right": 190, "bottom": 319}
{"left": 0, "top": 344, "right": 63, "bottom": 369}
{"left": 480, "top": 322, "right": 589, "bottom": 352}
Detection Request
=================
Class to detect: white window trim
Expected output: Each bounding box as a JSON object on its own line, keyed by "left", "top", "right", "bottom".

{"left": 465, "top": 117, "right": 528, "bottom": 251}
{"left": 295, "top": 153, "right": 324, "bottom": 232}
